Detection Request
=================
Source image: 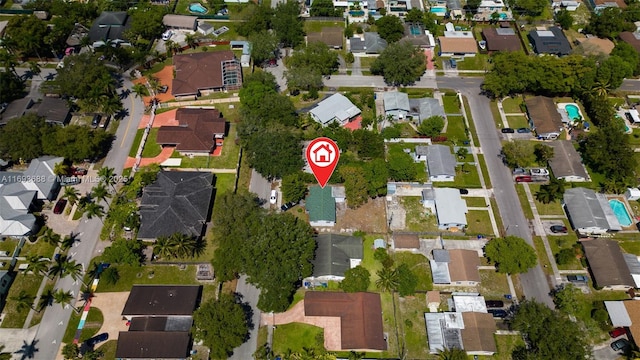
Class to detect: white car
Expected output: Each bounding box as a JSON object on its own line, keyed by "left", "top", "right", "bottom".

{"left": 162, "top": 30, "right": 174, "bottom": 41}
{"left": 270, "top": 190, "right": 277, "bottom": 205}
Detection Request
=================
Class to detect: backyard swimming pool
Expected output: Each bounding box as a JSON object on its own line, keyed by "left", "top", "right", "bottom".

{"left": 430, "top": 7, "right": 446, "bottom": 13}
{"left": 189, "top": 3, "right": 208, "bottom": 13}
{"left": 610, "top": 199, "right": 633, "bottom": 227}
{"left": 410, "top": 25, "right": 422, "bottom": 35}
{"left": 565, "top": 104, "right": 581, "bottom": 120}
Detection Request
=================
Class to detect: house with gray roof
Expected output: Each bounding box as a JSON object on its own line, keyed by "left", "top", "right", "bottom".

{"left": 309, "top": 93, "right": 361, "bottom": 127}
{"left": 434, "top": 188, "right": 467, "bottom": 230}
{"left": 431, "top": 249, "right": 480, "bottom": 286}
{"left": 424, "top": 311, "right": 496, "bottom": 355}
{"left": 88, "top": 11, "right": 132, "bottom": 48}
{"left": 32, "top": 98, "right": 71, "bottom": 126}
{"left": 528, "top": 27, "right": 571, "bottom": 56}
{"left": 138, "top": 171, "right": 214, "bottom": 240}
{"left": 0, "top": 180, "right": 38, "bottom": 238}
{"left": 361, "top": 32, "right": 388, "bottom": 53}
{"left": 548, "top": 140, "right": 588, "bottom": 182}
{"left": 0, "top": 98, "right": 33, "bottom": 126}
{"left": 583, "top": 239, "right": 638, "bottom": 290}
{"left": 306, "top": 186, "right": 336, "bottom": 227}
{"left": 22, "top": 156, "right": 63, "bottom": 201}
{"left": 427, "top": 145, "right": 456, "bottom": 182}
{"left": 409, "top": 98, "right": 446, "bottom": 123}
{"left": 305, "top": 234, "right": 363, "bottom": 282}
{"left": 415, "top": 146, "right": 430, "bottom": 161}
{"left": 563, "top": 187, "right": 621, "bottom": 236}
{"left": 384, "top": 92, "right": 410, "bottom": 120}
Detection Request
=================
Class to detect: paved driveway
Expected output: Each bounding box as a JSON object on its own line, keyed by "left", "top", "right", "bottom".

{"left": 88, "top": 291, "right": 131, "bottom": 346}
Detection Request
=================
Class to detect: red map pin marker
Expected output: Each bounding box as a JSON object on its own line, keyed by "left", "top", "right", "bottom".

{"left": 306, "top": 137, "right": 340, "bottom": 188}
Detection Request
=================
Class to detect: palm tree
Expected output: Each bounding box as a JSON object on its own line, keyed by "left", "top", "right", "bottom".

{"left": 63, "top": 260, "right": 84, "bottom": 284}
{"left": 37, "top": 288, "right": 54, "bottom": 312}
{"left": 97, "top": 166, "right": 117, "bottom": 190}
{"left": 347, "top": 351, "right": 365, "bottom": 360}
{"left": 170, "top": 233, "right": 205, "bottom": 258}
{"left": 535, "top": 186, "right": 554, "bottom": 204}
{"left": 146, "top": 75, "right": 162, "bottom": 96}
{"left": 53, "top": 161, "right": 69, "bottom": 177}
{"left": 436, "top": 347, "right": 467, "bottom": 360}
{"left": 10, "top": 290, "right": 36, "bottom": 312}
{"left": 83, "top": 202, "right": 105, "bottom": 222}
{"left": 375, "top": 267, "right": 399, "bottom": 292}
{"left": 0, "top": 48, "right": 19, "bottom": 77}
{"left": 153, "top": 235, "right": 176, "bottom": 260}
{"left": 48, "top": 255, "right": 68, "bottom": 279}
{"left": 28, "top": 61, "right": 42, "bottom": 80}
{"left": 131, "top": 83, "right": 149, "bottom": 98}
{"left": 100, "top": 95, "right": 123, "bottom": 119}
{"left": 592, "top": 80, "right": 611, "bottom": 98}
{"left": 185, "top": 33, "right": 198, "bottom": 49}
{"left": 52, "top": 289, "right": 76, "bottom": 311}
{"left": 0, "top": 344, "right": 11, "bottom": 360}
{"left": 24, "top": 254, "right": 49, "bottom": 276}
{"left": 62, "top": 186, "right": 80, "bottom": 206}
{"left": 91, "top": 183, "right": 111, "bottom": 205}
{"left": 39, "top": 227, "right": 61, "bottom": 248}
{"left": 59, "top": 233, "right": 77, "bottom": 251}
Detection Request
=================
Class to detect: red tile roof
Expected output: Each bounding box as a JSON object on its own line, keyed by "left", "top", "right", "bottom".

{"left": 156, "top": 108, "right": 226, "bottom": 152}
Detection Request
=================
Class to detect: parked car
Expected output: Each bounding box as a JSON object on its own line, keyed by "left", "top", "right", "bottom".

{"left": 71, "top": 167, "right": 87, "bottom": 176}
{"left": 60, "top": 176, "right": 81, "bottom": 186}
{"left": 501, "top": 128, "right": 515, "bottom": 133}
{"left": 53, "top": 199, "right": 67, "bottom": 214}
{"left": 91, "top": 114, "right": 101, "bottom": 128}
{"left": 513, "top": 167, "right": 528, "bottom": 176}
{"left": 567, "top": 275, "right": 588, "bottom": 283}
{"left": 610, "top": 327, "right": 627, "bottom": 338}
{"left": 459, "top": 188, "right": 469, "bottom": 195}
{"left": 270, "top": 190, "right": 277, "bottom": 204}
{"left": 515, "top": 175, "right": 532, "bottom": 183}
{"left": 550, "top": 225, "right": 568, "bottom": 233}
{"left": 517, "top": 127, "right": 531, "bottom": 133}
{"left": 530, "top": 168, "right": 550, "bottom": 176}
{"left": 488, "top": 309, "right": 508, "bottom": 318}
{"left": 159, "top": 85, "right": 169, "bottom": 93}
{"left": 281, "top": 201, "right": 297, "bottom": 212}
{"left": 636, "top": 222, "right": 640, "bottom": 232}
{"left": 162, "top": 30, "right": 174, "bottom": 41}
{"left": 611, "top": 338, "right": 631, "bottom": 351}
{"left": 449, "top": 58, "right": 457, "bottom": 68}
{"left": 485, "top": 300, "right": 505, "bottom": 308}
{"left": 84, "top": 333, "right": 108, "bottom": 347}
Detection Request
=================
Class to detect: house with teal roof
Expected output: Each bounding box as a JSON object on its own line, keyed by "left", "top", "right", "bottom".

{"left": 306, "top": 186, "right": 336, "bottom": 227}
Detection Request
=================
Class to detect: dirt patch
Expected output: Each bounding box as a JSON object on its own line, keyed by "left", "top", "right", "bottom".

{"left": 334, "top": 197, "right": 387, "bottom": 233}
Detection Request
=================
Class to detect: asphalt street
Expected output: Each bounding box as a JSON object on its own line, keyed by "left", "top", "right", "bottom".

{"left": 249, "top": 169, "right": 272, "bottom": 209}
{"left": 228, "top": 276, "right": 261, "bottom": 360}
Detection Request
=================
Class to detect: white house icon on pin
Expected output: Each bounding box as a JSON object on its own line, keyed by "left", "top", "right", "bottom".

{"left": 313, "top": 144, "right": 333, "bottom": 164}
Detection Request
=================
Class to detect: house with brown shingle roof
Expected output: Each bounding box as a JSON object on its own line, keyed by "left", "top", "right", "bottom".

{"left": 439, "top": 36, "right": 478, "bottom": 57}
{"left": 172, "top": 51, "right": 242, "bottom": 98}
{"left": 620, "top": 32, "right": 640, "bottom": 53}
{"left": 431, "top": 249, "right": 481, "bottom": 286}
{"left": 424, "top": 311, "right": 497, "bottom": 355}
{"left": 304, "top": 291, "right": 387, "bottom": 351}
{"left": 481, "top": 27, "right": 521, "bottom": 52}
{"left": 156, "top": 108, "right": 226, "bottom": 156}
{"left": 460, "top": 312, "right": 498, "bottom": 355}
{"left": 307, "top": 27, "right": 343, "bottom": 49}
{"left": 583, "top": 239, "right": 639, "bottom": 291}
{"left": 525, "top": 96, "right": 564, "bottom": 140}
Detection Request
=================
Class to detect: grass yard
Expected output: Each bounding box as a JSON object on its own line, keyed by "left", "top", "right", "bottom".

{"left": 493, "top": 335, "right": 525, "bottom": 360}
{"left": 62, "top": 308, "right": 104, "bottom": 344}
{"left": 0, "top": 273, "right": 43, "bottom": 328}
{"left": 444, "top": 116, "right": 469, "bottom": 144}
{"left": 171, "top": 123, "right": 240, "bottom": 169}
{"left": 501, "top": 98, "right": 524, "bottom": 114}
{"left": 455, "top": 53, "right": 490, "bottom": 71}
{"left": 393, "top": 253, "right": 433, "bottom": 291}
{"left": 532, "top": 237, "right": 551, "bottom": 275}
{"left": 465, "top": 197, "right": 488, "bottom": 207}
{"left": 466, "top": 210, "right": 495, "bottom": 236}
{"left": 515, "top": 185, "right": 534, "bottom": 219}
{"left": 98, "top": 340, "right": 117, "bottom": 359}
{"left": 627, "top": 129, "right": 640, "bottom": 146}
{"left": 549, "top": 234, "right": 583, "bottom": 270}
{"left": 479, "top": 270, "right": 511, "bottom": 300}
{"left": 397, "top": 294, "right": 429, "bottom": 359}
{"left": 128, "top": 129, "right": 144, "bottom": 158}
{"left": 141, "top": 128, "right": 162, "bottom": 158}
{"left": 477, "top": 154, "right": 492, "bottom": 188}
{"left": 358, "top": 56, "right": 376, "bottom": 69}
{"left": 303, "top": 20, "right": 345, "bottom": 33}
{"left": 95, "top": 264, "right": 199, "bottom": 292}
{"left": 399, "top": 88, "right": 434, "bottom": 99}
{"left": 29, "top": 281, "right": 55, "bottom": 327}
{"left": 393, "top": 122, "right": 419, "bottom": 137}
{"left": 361, "top": 235, "right": 384, "bottom": 290}
{"left": 490, "top": 198, "right": 503, "bottom": 232}
{"left": 380, "top": 292, "right": 399, "bottom": 357}
{"left": 434, "top": 163, "right": 481, "bottom": 188}
{"left": 3, "top": 237, "right": 57, "bottom": 259}
{"left": 400, "top": 197, "right": 439, "bottom": 232}
{"left": 462, "top": 96, "right": 480, "bottom": 145}
{"left": 619, "top": 239, "right": 640, "bottom": 255}
{"left": 489, "top": 100, "right": 504, "bottom": 128}
{"left": 443, "top": 95, "right": 460, "bottom": 114}
{"left": 506, "top": 115, "right": 529, "bottom": 129}
{"left": 203, "top": 21, "right": 243, "bottom": 41}
{"left": 272, "top": 322, "right": 325, "bottom": 356}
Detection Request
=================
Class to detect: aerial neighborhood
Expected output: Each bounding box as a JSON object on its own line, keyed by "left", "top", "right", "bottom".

{"left": 1, "top": 0, "right": 640, "bottom": 358}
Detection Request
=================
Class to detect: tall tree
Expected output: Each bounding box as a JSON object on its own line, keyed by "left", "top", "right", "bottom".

{"left": 192, "top": 294, "right": 249, "bottom": 359}
{"left": 417, "top": 116, "right": 445, "bottom": 137}
{"left": 287, "top": 41, "right": 339, "bottom": 76}
{"left": 340, "top": 265, "right": 371, "bottom": 292}
{"left": 501, "top": 140, "right": 536, "bottom": 168}
{"left": 436, "top": 348, "right": 467, "bottom": 360}
{"left": 40, "top": 227, "right": 62, "bottom": 248}
{"left": 281, "top": 172, "right": 310, "bottom": 203}
{"left": 339, "top": 165, "right": 369, "bottom": 209}
{"left": 245, "top": 129, "right": 303, "bottom": 179}
{"left": 484, "top": 236, "right": 537, "bottom": 274}
{"left": 375, "top": 16, "right": 405, "bottom": 43}
{"left": 10, "top": 290, "right": 36, "bottom": 312}
{"left": 371, "top": 41, "right": 426, "bottom": 86}
{"left": 83, "top": 202, "right": 105, "bottom": 222}
{"left": 376, "top": 267, "right": 399, "bottom": 292}
{"left": 0, "top": 113, "right": 47, "bottom": 161}
{"left": 62, "top": 186, "right": 80, "bottom": 206}
{"left": 272, "top": 0, "right": 305, "bottom": 48}
{"left": 91, "top": 183, "right": 111, "bottom": 205}
{"left": 38, "top": 288, "right": 55, "bottom": 312}
{"left": 249, "top": 31, "right": 279, "bottom": 67}
{"left": 387, "top": 146, "right": 418, "bottom": 181}
{"left": 52, "top": 289, "right": 75, "bottom": 311}
{"left": 5, "top": 15, "right": 49, "bottom": 59}
{"left": 24, "top": 254, "right": 49, "bottom": 277}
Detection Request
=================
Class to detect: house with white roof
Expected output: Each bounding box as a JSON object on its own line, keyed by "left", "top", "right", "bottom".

{"left": 427, "top": 145, "right": 456, "bottom": 182}
{"left": 423, "top": 187, "right": 468, "bottom": 230}
{"left": 309, "top": 94, "right": 361, "bottom": 127}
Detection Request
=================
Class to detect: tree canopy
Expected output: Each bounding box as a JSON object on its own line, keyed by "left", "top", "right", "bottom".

{"left": 310, "top": 0, "right": 342, "bottom": 16}
{"left": 501, "top": 140, "right": 536, "bottom": 168}
{"left": 417, "top": 116, "right": 445, "bottom": 137}
{"left": 192, "top": 294, "right": 249, "bottom": 359}
{"left": 371, "top": 41, "right": 426, "bottom": 86}
{"left": 375, "top": 16, "right": 406, "bottom": 43}
{"left": 288, "top": 41, "right": 339, "bottom": 76}
{"left": 340, "top": 266, "right": 371, "bottom": 292}
{"left": 272, "top": 0, "right": 305, "bottom": 47}
{"left": 484, "top": 236, "right": 537, "bottom": 274}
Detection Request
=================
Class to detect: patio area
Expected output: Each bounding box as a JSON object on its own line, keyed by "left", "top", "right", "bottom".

{"left": 133, "top": 65, "right": 175, "bottom": 104}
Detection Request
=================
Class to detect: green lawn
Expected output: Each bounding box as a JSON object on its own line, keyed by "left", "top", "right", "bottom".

{"left": 398, "top": 294, "right": 429, "bottom": 359}
{"left": 141, "top": 128, "right": 162, "bottom": 158}
{"left": 272, "top": 322, "right": 324, "bottom": 356}
{"left": 361, "top": 235, "right": 384, "bottom": 291}
{"left": 455, "top": 53, "right": 490, "bottom": 71}
{"left": 434, "top": 163, "right": 481, "bottom": 188}
{"left": 443, "top": 95, "right": 460, "bottom": 114}
{"left": 303, "top": 20, "right": 345, "bottom": 33}
{"left": 128, "top": 129, "right": 144, "bottom": 158}
{"left": 506, "top": 115, "right": 529, "bottom": 129}
{"left": 202, "top": 21, "right": 243, "bottom": 41}
{"left": 479, "top": 270, "right": 511, "bottom": 300}
{"left": 465, "top": 197, "right": 488, "bottom": 207}
{"left": 0, "top": 273, "right": 43, "bottom": 328}
{"left": 379, "top": 292, "right": 399, "bottom": 357}
{"left": 627, "top": 129, "right": 640, "bottom": 147}
{"left": 401, "top": 197, "right": 439, "bottom": 232}
{"left": 358, "top": 56, "right": 376, "bottom": 69}
{"left": 477, "top": 154, "right": 492, "bottom": 188}
{"left": 171, "top": 123, "right": 240, "bottom": 169}
{"left": 532, "top": 236, "right": 551, "bottom": 275}
{"left": 444, "top": 116, "right": 469, "bottom": 144}
{"left": 62, "top": 307, "right": 104, "bottom": 344}
{"left": 393, "top": 252, "right": 433, "bottom": 291}
{"left": 462, "top": 96, "right": 480, "bottom": 145}
{"left": 501, "top": 98, "right": 524, "bottom": 114}
{"left": 490, "top": 100, "right": 504, "bottom": 128}
{"left": 549, "top": 234, "right": 583, "bottom": 270}
{"left": 515, "top": 184, "right": 534, "bottom": 219}
{"left": 493, "top": 335, "right": 525, "bottom": 360}
{"left": 1, "top": 237, "right": 56, "bottom": 259}
{"left": 466, "top": 210, "right": 494, "bottom": 236}
{"left": 399, "top": 88, "right": 434, "bottom": 99}
{"left": 98, "top": 340, "right": 117, "bottom": 360}
{"left": 95, "top": 264, "right": 199, "bottom": 292}
{"left": 620, "top": 239, "right": 640, "bottom": 255}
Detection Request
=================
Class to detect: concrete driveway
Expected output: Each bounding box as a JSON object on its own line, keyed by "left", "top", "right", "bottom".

{"left": 88, "top": 291, "right": 131, "bottom": 347}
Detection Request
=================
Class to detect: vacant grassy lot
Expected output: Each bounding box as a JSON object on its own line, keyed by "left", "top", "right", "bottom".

{"left": 141, "top": 128, "right": 162, "bottom": 158}
{"left": 95, "top": 265, "right": 198, "bottom": 292}
{"left": 397, "top": 294, "right": 429, "bottom": 359}
{"left": 465, "top": 197, "right": 487, "bottom": 207}
{"left": 171, "top": 123, "right": 240, "bottom": 169}
{"left": 272, "top": 323, "right": 324, "bottom": 356}
{"left": 62, "top": 308, "right": 103, "bottom": 343}
{"left": 393, "top": 252, "right": 432, "bottom": 291}
{"left": 502, "top": 98, "right": 524, "bottom": 113}
{"left": 479, "top": 270, "right": 511, "bottom": 300}
{"left": 466, "top": 210, "right": 494, "bottom": 236}
{"left": 303, "top": 20, "right": 345, "bottom": 33}
{"left": 401, "top": 197, "right": 439, "bottom": 232}
{"left": 506, "top": 115, "right": 529, "bottom": 129}
{"left": 445, "top": 116, "right": 469, "bottom": 144}
{"left": 0, "top": 273, "right": 43, "bottom": 328}
{"left": 494, "top": 335, "right": 525, "bottom": 360}
{"left": 455, "top": 54, "right": 490, "bottom": 71}
{"left": 443, "top": 95, "right": 460, "bottom": 114}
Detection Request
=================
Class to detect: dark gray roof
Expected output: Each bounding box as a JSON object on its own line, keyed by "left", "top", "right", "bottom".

{"left": 447, "top": 0, "right": 462, "bottom": 10}
{"left": 433, "top": 249, "right": 450, "bottom": 262}
{"left": 364, "top": 32, "right": 388, "bottom": 53}
{"left": 350, "top": 37, "right": 366, "bottom": 52}
{"left": 409, "top": 98, "right": 445, "bottom": 121}
{"left": 138, "top": 171, "right": 214, "bottom": 240}
{"left": 312, "top": 234, "right": 363, "bottom": 277}
{"left": 548, "top": 140, "right": 588, "bottom": 180}
{"left": 563, "top": 188, "right": 621, "bottom": 231}
{"left": 122, "top": 285, "right": 201, "bottom": 316}
{"left": 384, "top": 92, "right": 410, "bottom": 112}
{"left": 427, "top": 145, "right": 456, "bottom": 177}
{"left": 88, "top": 11, "right": 131, "bottom": 43}
{"left": 31, "top": 97, "right": 70, "bottom": 125}
{"left": 583, "top": 240, "right": 635, "bottom": 288}
{"left": 528, "top": 26, "right": 571, "bottom": 56}
{"left": 416, "top": 146, "right": 429, "bottom": 157}
{"left": 0, "top": 98, "right": 33, "bottom": 125}
{"left": 116, "top": 331, "right": 191, "bottom": 359}
{"left": 129, "top": 316, "right": 193, "bottom": 332}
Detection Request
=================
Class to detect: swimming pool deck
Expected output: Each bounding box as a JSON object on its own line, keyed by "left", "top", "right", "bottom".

{"left": 557, "top": 102, "right": 585, "bottom": 123}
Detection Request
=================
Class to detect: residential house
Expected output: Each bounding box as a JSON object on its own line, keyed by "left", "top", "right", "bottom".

{"left": 583, "top": 239, "right": 639, "bottom": 290}
{"left": 427, "top": 290, "right": 441, "bottom": 312}
{"left": 0, "top": 270, "right": 16, "bottom": 314}
{"left": 525, "top": 96, "right": 564, "bottom": 140}
{"left": 551, "top": 0, "right": 580, "bottom": 10}
{"left": 425, "top": 311, "right": 496, "bottom": 355}
{"left": 230, "top": 41, "right": 252, "bottom": 67}
{"left": 305, "top": 234, "right": 363, "bottom": 283}
{"left": 306, "top": 186, "right": 336, "bottom": 227}
{"left": 563, "top": 188, "right": 622, "bottom": 236}
{"left": 528, "top": 27, "right": 571, "bottom": 56}
{"left": 439, "top": 30, "right": 478, "bottom": 57}
{"left": 32, "top": 97, "right": 71, "bottom": 126}
{"left": 304, "top": 292, "right": 387, "bottom": 351}
{"left": 548, "top": 140, "right": 588, "bottom": 182}
{"left": 410, "top": 98, "right": 446, "bottom": 123}
{"left": 591, "top": 0, "right": 626, "bottom": 11}
{"left": 393, "top": 233, "right": 420, "bottom": 249}
{"left": 477, "top": 0, "right": 504, "bottom": 12}
{"left": 309, "top": 93, "right": 361, "bottom": 127}
{"left": 197, "top": 21, "right": 214, "bottom": 36}
{"left": 65, "top": 23, "right": 90, "bottom": 47}
{"left": 447, "top": 0, "right": 464, "bottom": 17}
{"left": 117, "top": 285, "right": 201, "bottom": 359}
{"left": 404, "top": 23, "right": 436, "bottom": 48}
{"left": 481, "top": 27, "right": 521, "bottom": 52}
{"left": 21, "top": 156, "right": 63, "bottom": 201}
{"left": 424, "top": 187, "right": 468, "bottom": 230}
{"left": 88, "top": 11, "right": 131, "bottom": 48}
{"left": 137, "top": 171, "right": 214, "bottom": 240}
{"left": 426, "top": 145, "right": 456, "bottom": 182}
{"left": 620, "top": 31, "right": 640, "bottom": 53}
{"left": 162, "top": 14, "right": 198, "bottom": 31}
{"left": 574, "top": 36, "right": 614, "bottom": 56}
{"left": 307, "top": 27, "right": 344, "bottom": 49}
{"left": 156, "top": 108, "right": 226, "bottom": 156}
{"left": 172, "top": 51, "right": 242, "bottom": 98}
{"left": 388, "top": 0, "right": 411, "bottom": 16}
{"left": 605, "top": 300, "right": 640, "bottom": 347}
{"left": 431, "top": 249, "right": 481, "bottom": 286}
{"left": 350, "top": 32, "right": 389, "bottom": 54}
{"left": 384, "top": 91, "right": 411, "bottom": 120}
{"left": 0, "top": 98, "right": 33, "bottom": 126}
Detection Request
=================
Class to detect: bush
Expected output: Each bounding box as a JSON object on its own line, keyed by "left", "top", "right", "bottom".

{"left": 555, "top": 248, "right": 575, "bottom": 265}
{"left": 396, "top": 263, "right": 418, "bottom": 297}
{"left": 592, "top": 308, "right": 611, "bottom": 330}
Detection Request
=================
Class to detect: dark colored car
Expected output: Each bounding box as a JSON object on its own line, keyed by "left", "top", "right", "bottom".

{"left": 610, "top": 327, "right": 627, "bottom": 338}
{"left": 517, "top": 127, "right": 531, "bottom": 133}
{"left": 515, "top": 175, "right": 532, "bottom": 183}
{"left": 636, "top": 222, "right": 640, "bottom": 232}
{"left": 611, "top": 338, "right": 630, "bottom": 351}
{"left": 281, "top": 201, "right": 297, "bottom": 212}
{"left": 71, "top": 167, "right": 87, "bottom": 176}
{"left": 85, "top": 333, "right": 108, "bottom": 347}
{"left": 459, "top": 188, "right": 469, "bottom": 195}
{"left": 488, "top": 309, "right": 508, "bottom": 318}
{"left": 501, "top": 128, "right": 515, "bottom": 133}
{"left": 567, "top": 275, "right": 588, "bottom": 283}
{"left": 550, "top": 225, "right": 568, "bottom": 233}
{"left": 91, "top": 114, "right": 101, "bottom": 128}
{"left": 53, "top": 199, "right": 67, "bottom": 214}
{"left": 159, "top": 85, "right": 169, "bottom": 93}
{"left": 485, "top": 300, "right": 505, "bottom": 308}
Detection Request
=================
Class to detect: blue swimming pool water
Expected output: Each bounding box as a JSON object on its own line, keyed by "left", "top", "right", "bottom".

{"left": 431, "top": 7, "right": 446, "bottom": 13}
{"left": 410, "top": 25, "right": 422, "bottom": 35}
{"left": 189, "top": 3, "right": 208, "bottom": 13}
{"left": 610, "top": 199, "right": 632, "bottom": 227}
{"left": 565, "top": 104, "right": 581, "bottom": 120}
{"left": 499, "top": 13, "right": 507, "bottom": 19}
